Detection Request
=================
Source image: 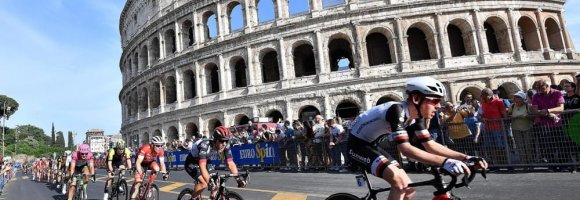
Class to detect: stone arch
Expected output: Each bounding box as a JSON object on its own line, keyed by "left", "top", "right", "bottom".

{"left": 336, "top": 100, "right": 361, "bottom": 120}
{"left": 289, "top": 0, "right": 310, "bottom": 16}
{"left": 164, "top": 29, "right": 176, "bottom": 55}
{"left": 167, "top": 126, "right": 179, "bottom": 143}
{"left": 458, "top": 86, "right": 483, "bottom": 103}
{"left": 139, "top": 87, "right": 149, "bottom": 112}
{"left": 207, "top": 118, "right": 223, "bottom": 131}
{"left": 544, "top": 17, "right": 564, "bottom": 51}
{"left": 266, "top": 109, "right": 284, "bottom": 123}
{"left": 183, "top": 69, "right": 196, "bottom": 99}
{"left": 164, "top": 76, "right": 177, "bottom": 104}
{"left": 298, "top": 105, "right": 321, "bottom": 121}
{"left": 376, "top": 94, "right": 403, "bottom": 106}
{"left": 151, "top": 37, "right": 161, "bottom": 60}
{"left": 497, "top": 82, "right": 521, "bottom": 99}
{"left": 447, "top": 18, "right": 476, "bottom": 56}
{"left": 230, "top": 56, "right": 248, "bottom": 88}
{"left": 261, "top": 50, "right": 280, "bottom": 83}
{"left": 406, "top": 22, "right": 437, "bottom": 61}
{"left": 205, "top": 63, "right": 220, "bottom": 94}
{"left": 365, "top": 28, "right": 394, "bottom": 66}
{"left": 293, "top": 42, "right": 316, "bottom": 77}
{"left": 518, "top": 16, "right": 541, "bottom": 51}
{"left": 256, "top": 0, "right": 276, "bottom": 24}
{"left": 484, "top": 16, "right": 512, "bottom": 53}
{"left": 150, "top": 81, "right": 161, "bottom": 108}
{"left": 227, "top": 1, "right": 245, "bottom": 33}
{"left": 328, "top": 34, "right": 354, "bottom": 71}
{"left": 153, "top": 129, "right": 162, "bottom": 137}
{"left": 203, "top": 11, "right": 218, "bottom": 40}
{"left": 141, "top": 132, "right": 150, "bottom": 145}
{"left": 234, "top": 114, "right": 251, "bottom": 125}
{"left": 181, "top": 20, "right": 194, "bottom": 47}
{"left": 185, "top": 122, "right": 199, "bottom": 139}
{"left": 139, "top": 45, "right": 149, "bottom": 70}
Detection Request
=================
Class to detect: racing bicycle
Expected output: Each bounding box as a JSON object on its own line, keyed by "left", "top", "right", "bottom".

{"left": 177, "top": 169, "right": 250, "bottom": 200}
{"left": 130, "top": 170, "right": 169, "bottom": 200}
{"left": 108, "top": 168, "right": 129, "bottom": 200}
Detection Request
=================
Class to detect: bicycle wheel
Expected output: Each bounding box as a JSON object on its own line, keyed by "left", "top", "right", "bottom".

{"left": 146, "top": 184, "right": 160, "bottom": 200}
{"left": 116, "top": 179, "right": 129, "bottom": 200}
{"left": 177, "top": 188, "right": 196, "bottom": 200}
{"left": 325, "top": 193, "right": 361, "bottom": 200}
{"left": 224, "top": 191, "right": 244, "bottom": 200}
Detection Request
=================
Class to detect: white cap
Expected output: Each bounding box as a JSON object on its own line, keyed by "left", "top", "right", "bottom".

{"left": 514, "top": 91, "right": 527, "bottom": 101}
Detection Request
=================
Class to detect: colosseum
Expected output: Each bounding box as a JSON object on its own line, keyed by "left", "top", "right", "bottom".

{"left": 119, "top": 0, "right": 580, "bottom": 147}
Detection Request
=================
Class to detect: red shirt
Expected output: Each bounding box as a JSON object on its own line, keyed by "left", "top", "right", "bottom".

{"left": 481, "top": 97, "right": 506, "bottom": 130}
{"left": 138, "top": 144, "right": 164, "bottom": 164}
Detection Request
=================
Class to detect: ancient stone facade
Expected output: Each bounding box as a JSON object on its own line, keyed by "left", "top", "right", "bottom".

{"left": 119, "top": 0, "right": 580, "bottom": 147}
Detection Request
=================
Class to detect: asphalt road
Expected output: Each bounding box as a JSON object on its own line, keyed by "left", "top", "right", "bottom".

{"left": 2, "top": 168, "right": 579, "bottom": 200}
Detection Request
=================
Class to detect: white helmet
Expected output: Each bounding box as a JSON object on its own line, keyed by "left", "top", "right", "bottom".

{"left": 151, "top": 136, "right": 164, "bottom": 145}
{"left": 406, "top": 76, "right": 446, "bottom": 98}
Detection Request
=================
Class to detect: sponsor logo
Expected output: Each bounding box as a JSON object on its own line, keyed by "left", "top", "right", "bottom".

{"left": 349, "top": 149, "right": 371, "bottom": 164}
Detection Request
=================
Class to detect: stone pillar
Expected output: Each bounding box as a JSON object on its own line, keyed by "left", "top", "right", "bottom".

{"left": 472, "top": 8, "right": 488, "bottom": 56}
{"left": 314, "top": 30, "right": 329, "bottom": 82}
{"left": 444, "top": 81, "right": 457, "bottom": 104}
{"left": 177, "top": 119, "right": 184, "bottom": 142}
{"left": 351, "top": 21, "right": 363, "bottom": 77}
{"left": 159, "top": 31, "right": 166, "bottom": 59}
{"left": 535, "top": 9, "right": 550, "bottom": 52}
{"left": 275, "top": 0, "right": 289, "bottom": 24}
{"left": 549, "top": 73, "right": 558, "bottom": 85}
{"left": 507, "top": 8, "right": 523, "bottom": 61}
{"left": 558, "top": 10, "right": 576, "bottom": 55}
{"left": 278, "top": 38, "right": 289, "bottom": 81}
{"left": 285, "top": 101, "right": 293, "bottom": 122}
{"left": 311, "top": 0, "right": 322, "bottom": 17}
{"left": 486, "top": 77, "right": 497, "bottom": 90}
{"left": 246, "top": 46, "right": 257, "bottom": 94}
{"left": 323, "top": 95, "right": 332, "bottom": 119}
{"left": 521, "top": 74, "right": 531, "bottom": 91}
{"left": 197, "top": 117, "right": 205, "bottom": 136}
{"left": 175, "top": 69, "right": 183, "bottom": 108}
{"left": 243, "top": 0, "right": 253, "bottom": 33}
{"left": 195, "top": 61, "right": 204, "bottom": 104}
{"left": 218, "top": 54, "right": 227, "bottom": 99}
{"left": 394, "top": 17, "right": 410, "bottom": 72}
{"left": 193, "top": 13, "right": 201, "bottom": 48}
{"left": 435, "top": 12, "right": 451, "bottom": 65}
{"left": 363, "top": 92, "right": 371, "bottom": 111}
{"left": 216, "top": 3, "right": 224, "bottom": 41}
{"left": 175, "top": 21, "right": 183, "bottom": 52}
{"left": 158, "top": 79, "right": 165, "bottom": 113}
{"left": 348, "top": 0, "right": 359, "bottom": 11}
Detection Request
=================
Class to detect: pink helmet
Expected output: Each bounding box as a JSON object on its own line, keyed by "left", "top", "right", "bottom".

{"left": 78, "top": 144, "right": 91, "bottom": 154}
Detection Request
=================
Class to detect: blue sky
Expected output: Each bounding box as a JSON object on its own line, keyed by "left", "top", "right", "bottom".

{"left": 0, "top": 0, "right": 579, "bottom": 145}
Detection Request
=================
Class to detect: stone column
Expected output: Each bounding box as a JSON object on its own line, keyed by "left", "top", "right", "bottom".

{"left": 521, "top": 74, "right": 531, "bottom": 91}
{"left": 486, "top": 77, "right": 497, "bottom": 90}
{"left": 394, "top": 17, "right": 410, "bottom": 72}
{"left": 197, "top": 117, "right": 205, "bottom": 136}
{"left": 175, "top": 69, "right": 183, "bottom": 108}
{"left": 278, "top": 38, "right": 291, "bottom": 88}
{"left": 362, "top": 92, "right": 371, "bottom": 111}
{"left": 159, "top": 79, "right": 165, "bottom": 113}
{"left": 535, "top": 9, "right": 550, "bottom": 52}
{"left": 177, "top": 119, "right": 184, "bottom": 142}
{"left": 323, "top": 95, "right": 332, "bottom": 119}
{"left": 195, "top": 61, "right": 203, "bottom": 104}
{"left": 159, "top": 31, "right": 166, "bottom": 59}
{"left": 275, "top": 0, "right": 289, "bottom": 25}
{"left": 351, "top": 21, "right": 363, "bottom": 77}
{"left": 243, "top": 0, "right": 253, "bottom": 33}
{"left": 472, "top": 8, "right": 488, "bottom": 63}
{"left": 507, "top": 8, "right": 523, "bottom": 61}
{"left": 348, "top": 0, "right": 359, "bottom": 11}
{"left": 193, "top": 13, "right": 201, "bottom": 48}
{"left": 549, "top": 73, "right": 558, "bottom": 85}
{"left": 315, "top": 30, "right": 329, "bottom": 82}
{"left": 311, "top": 0, "right": 322, "bottom": 17}
{"left": 435, "top": 12, "right": 451, "bottom": 66}
{"left": 218, "top": 54, "right": 227, "bottom": 99}
{"left": 558, "top": 10, "right": 576, "bottom": 56}
{"left": 444, "top": 81, "right": 457, "bottom": 104}
{"left": 246, "top": 46, "right": 257, "bottom": 94}
{"left": 175, "top": 21, "right": 183, "bottom": 52}
{"left": 285, "top": 101, "right": 293, "bottom": 122}
{"left": 216, "top": 3, "right": 224, "bottom": 41}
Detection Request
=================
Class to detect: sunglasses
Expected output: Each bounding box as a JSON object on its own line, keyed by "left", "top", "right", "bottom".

{"left": 218, "top": 140, "right": 228, "bottom": 144}
{"left": 424, "top": 97, "right": 442, "bottom": 105}
{"left": 154, "top": 144, "right": 164, "bottom": 148}
{"left": 80, "top": 153, "right": 88, "bottom": 157}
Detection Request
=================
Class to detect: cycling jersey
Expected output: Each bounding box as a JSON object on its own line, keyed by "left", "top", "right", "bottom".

{"left": 184, "top": 140, "right": 233, "bottom": 180}
{"left": 72, "top": 151, "right": 94, "bottom": 173}
{"left": 107, "top": 148, "right": 131, "bottom": 166}
{"left": 137, "top": 144, "right": 164, "bottom": 164}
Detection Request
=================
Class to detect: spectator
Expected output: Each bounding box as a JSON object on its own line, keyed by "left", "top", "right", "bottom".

{"left": 442, "top": 101, "right": 473, "bottom": 154}
{"left": 275, "top": 128, "right": 288, "bottom": 170}
{"left": 293, "top": 120, "right": 307, "bottom": 171}
{"left": 563, "top": 82, "right": 580, "bottom": 110}
{"left": 458, "top": 92, "right": 481, "bottom": 144}
{"left": 531, "top": 79, "right": 569, "bottom": 170}
{"left": 327, "top": 118, "right": 344, "bottom": 171}
{"left": 282, "top": 121, "right": 298, "bottom": 170}
{"left": 479, "top": 88, "right": 508, "bottom": 166}
{"left": 508, "top": 91, "right": 534, "bottom": 165}
{"left": 310, "top": 115, "right": 326, "bottom": 168}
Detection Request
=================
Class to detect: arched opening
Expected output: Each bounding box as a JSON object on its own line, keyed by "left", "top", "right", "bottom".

{"left": 322, "top": 0, "right": 345, "bottom": 8}
{"left": 228, "top": 2, "right": 245, "bottom": 32}
{"left": 266, "top": 110, "right": 284, "bottom": 123}
{"left": 459, "top": 87, "right": 483, "bottom": 103}
{"left": 185, "top": 123, "right": 199, "bottom": 139}
{"left": 141, "top": 132, "right": 150, "bottom": 145}
{"left": 203, "top": 11, "right": 218, "bottom": 40}
{"left": 497, "top": 82, "right": 520, "bottom": 100}
{"left": 153, "top": 129, "right": 162, "bottom": 137}
{"left": 261, "top": 51, "right": 280, "bottom": 83}
{"left": 165, "top": 76, "right": 177, "bottom": 104}
{"left": 484, "top": 17, "right": 511, "bottom": 53}
{"left": 206, "top": 64, "right": 220, "bottom": 94}
{"left": 407, "top": 26, "right": 434, "bottom": 61}
{"left": 289, "top": 0, "right": 310, "bottom": 16}
{"left": 336, "top": 101, "right": 361, "bottom": 120}
{"left": 181, "top": 20, "right": 194, "bottom": 47}
{"left": 232, "top": 58, "right": 248, "bottom": 88}
{"left": 298, "top": 106, "right": 321, "bottom": 121}
{"left": 518, "top": 17, "right": 541, "bottom": 51}
{"left": 328, "top": 37, "right": 354, "bottom": 71}
{"left": 164, "top": 29, "right": 176, "bottom": 54}
{"left": 257, "top": 0, "right": 275, "bottom": 24}
{"left": 139, "top": 87, "right": 148, "bottom": 112}
{"left": 448, "top": 19, "right": 477, "bottom": 56}
{"left": 376, "top": 95, "right": 401, "bottom": 106}
{"left": 139, "top": 46, "right": 149, "bottom": 70}
{"left": 152, "top": 37, "right": 161, "bottom": 60}
{"left": 366, "top": 32, "right": 392, "bottom": 66}
{"left": 183, "top": 70, "right": 196, "bottom": 99}
{"left": 167, "top": 126, "right": 179, "bottom": 143}
{"left": 545, "top": 18, "right": 564, "bottom": 51}
{"left": 448, "top": 25, "right": 466, "bottom": 57}
{"left": 151, "top": 82, "right": 161, "bottom": 108}
{"left": 208, "top": 119, "right": 223, "bottom": 132}
{"left": 235, "top": 114, "right": 251, "bottom": 125}
{"left": 293, "top": 43, "right": 316, "bottom": 77}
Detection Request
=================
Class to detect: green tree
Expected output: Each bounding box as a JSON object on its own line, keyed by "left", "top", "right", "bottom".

{"left": 68, "top": 131, "right": 74, "bottom": 150}
{"left": 56, "top": 131, "right": 65, "bottom": 147}
{"left": 0, "top": 95, "right": 19, "bottom": 119}
{"left": 51, "top": 123, "right": 55, "bottom": 146}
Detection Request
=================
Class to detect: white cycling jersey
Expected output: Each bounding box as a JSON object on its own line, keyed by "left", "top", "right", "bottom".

{"left": 65, "top": 155, "right": 72, "bottom": 168}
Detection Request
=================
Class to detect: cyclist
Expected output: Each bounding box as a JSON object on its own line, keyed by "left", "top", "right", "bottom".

{"left": 184, "top": 126, "right": 247, "bottom": 199}
{"left": 103, "top": 140, "right": 132, "bottom": 200}
{"left": 130, "top": 136, "right": 169, "bottom": 200}
{"left": 56, "top": 151, "right": 71, "bottom": 190}
{"left": 66, "top": 144, "right": 96, "bottom": 200}
{"left": 60, "top": 150, "right": 73, "bottom": 194}
{"left": 347, "top": 76, "right": 488, "bottom": 200}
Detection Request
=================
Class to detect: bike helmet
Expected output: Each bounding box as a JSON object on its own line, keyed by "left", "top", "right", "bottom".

{"left": 213, "top": 126, "right": 231, "bottom": 141}
{"left": 115, "top": 140, "right": 126, "bottom": 149}
{"left": 151, "top": 136, "right": 164, "bottom": 145}
{"left": 78, "top": 143, "right": 91, "bottom": 154}
{"left": 405, "top": 76, "right": 446, "bottom": 98}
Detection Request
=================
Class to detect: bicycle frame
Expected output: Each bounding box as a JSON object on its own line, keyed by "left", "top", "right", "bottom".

{"left": 138, "top": 170, "right": 158, "bottom": 200}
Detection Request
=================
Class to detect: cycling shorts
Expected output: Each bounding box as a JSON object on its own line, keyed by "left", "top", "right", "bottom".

{"left": 74, "top": 164, "right": 89, "bottom": 175}
{"left": 348, "top": 135, "right": 400, "bottom": 177}
{"left": 184, "top": 154, "right": 202, "bottom": 182}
